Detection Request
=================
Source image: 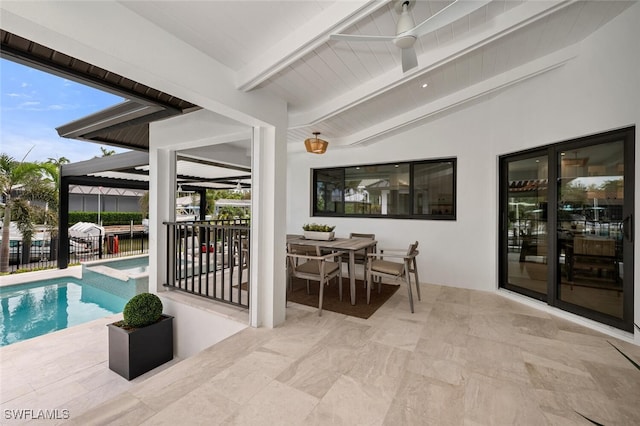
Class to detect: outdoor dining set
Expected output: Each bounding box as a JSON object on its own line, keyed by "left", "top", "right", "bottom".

{"left": 286, "top": 233, "right": 421, "bottom": 316}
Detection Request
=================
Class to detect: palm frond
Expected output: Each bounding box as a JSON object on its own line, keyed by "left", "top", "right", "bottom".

{"left": 608, "top": 340, "right": 640, "bottom": 371}
{"left": 575, "top": 411, "right": 604, "bottom": 425}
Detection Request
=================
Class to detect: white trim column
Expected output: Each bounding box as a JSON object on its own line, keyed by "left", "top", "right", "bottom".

{"left": 250, "top": 125, "right": 287, "bottom": 327}
{"left": 148, "top": 146, "right": 176, "bottom": 294}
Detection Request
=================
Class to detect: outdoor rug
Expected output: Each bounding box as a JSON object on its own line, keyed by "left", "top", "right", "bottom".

{"left": 287, "top": 277, "right": 399, "bottom": 319}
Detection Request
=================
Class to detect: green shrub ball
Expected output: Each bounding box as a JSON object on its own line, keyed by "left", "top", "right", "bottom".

{"left": 123, "top": 293, "right": 163, "bottom": 328}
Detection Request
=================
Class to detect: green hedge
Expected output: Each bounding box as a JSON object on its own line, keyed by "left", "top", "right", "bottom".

{"left": 69, "top": 211, "right": 144, "bottom": 226}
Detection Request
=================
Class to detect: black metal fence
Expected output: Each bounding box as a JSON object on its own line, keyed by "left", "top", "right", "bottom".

{"left": 164, "top": 220, "right": 250, "bottom": 309}
{"left": 5, "top": 232, "right": 149, "bottom": 273}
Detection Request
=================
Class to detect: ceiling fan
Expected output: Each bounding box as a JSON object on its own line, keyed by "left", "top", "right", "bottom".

{"left": 330, "top": 0, "right": 491, "bottom": 73}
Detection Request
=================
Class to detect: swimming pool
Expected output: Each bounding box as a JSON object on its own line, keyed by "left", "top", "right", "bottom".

{"left": 0, "top": 278, "right": 127, "bottom": 347}
{"left": 97, "top": 256, "right": 149, "bottom": 274}
{"left": 83, "top": 255, "right": 149, "bottom": 300}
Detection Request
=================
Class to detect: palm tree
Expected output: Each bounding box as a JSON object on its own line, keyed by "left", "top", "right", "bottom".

{"left": 99, "top": 147, "right": 116, "bottom": 157}
{"left": 0, "top": 153, "right": 47, "bottom": 272}
{"left": 47, "top": 156, "right": 70, "bottom": 166}
{"left": 41, "top": 160, "right": 63, "bottom": 224}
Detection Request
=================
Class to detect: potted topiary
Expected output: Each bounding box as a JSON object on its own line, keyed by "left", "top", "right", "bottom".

{"left": 107, "top": 292, "right": 173, "bottom": 380}
{"left": 303, "top": 223, "right": 336, "bottom": 241}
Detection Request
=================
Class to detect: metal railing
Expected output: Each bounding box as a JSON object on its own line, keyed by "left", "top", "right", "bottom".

{"left": 4, "top": 232, "right": 149, "bottom": 273}
{"left": 164, "top": 220, "right": 250, "bottom": 309}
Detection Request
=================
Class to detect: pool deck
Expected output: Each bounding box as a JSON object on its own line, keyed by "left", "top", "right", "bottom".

{"left": 0, "top": 267, "right": 179, "bottom": 423}
{"left": 0, "top": 311, "right": 183, "bottom": 424}
{"left": 0, "top": 266, "right": 83, "bottom": 287}
{"left": 0, "top": 266, "right": 251, "bottom": 424}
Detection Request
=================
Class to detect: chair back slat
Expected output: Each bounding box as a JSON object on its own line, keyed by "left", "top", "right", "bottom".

{"left": 350, "top": 233, "right": 375, "bottom": 240}
{"left": 407, "top": 241, "right": 419, "bottom": 256}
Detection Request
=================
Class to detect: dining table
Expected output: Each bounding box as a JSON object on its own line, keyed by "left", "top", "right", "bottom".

{"left": 286, "top": 234, "right": 378, "bottom": 305}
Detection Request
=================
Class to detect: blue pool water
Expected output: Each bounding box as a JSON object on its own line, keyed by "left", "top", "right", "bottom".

{"left": 96, "top": 256, "right": 149, "bottom": 274}
{"left": 0, "top": 278, "right": 127, "bottom": 347}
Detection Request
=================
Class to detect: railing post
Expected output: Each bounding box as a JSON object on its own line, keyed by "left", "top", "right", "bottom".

{"left": 167, "top": 223, "right": 175, "bottom": 287}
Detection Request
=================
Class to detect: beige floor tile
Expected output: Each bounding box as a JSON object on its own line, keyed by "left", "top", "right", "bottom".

{"left": 387, "top": 371, "right": 464, "bottom": 425}
{"left": 463, "top": 372, "right": 547, "bottom": 425}
{"left": 3, "top": 282, "right": 639, "bottom": 425}
{"left": 306, "top": 374, "right": 392, "bottom": 426}
{"left": 370, "top": 317, "right": 423, "bottom": 351}
{"left": 276, "top": 351, "right": 344, "bottom": 399}
{"left": 206, "top": 350, "right": 294, "bottom": 405}
{"left": 222, "top": 380, "right": 318, "bottom": 426}
{"left": 139, "top": 385, "right": 239, "bottom": 426}
{"left": 406, "top": 353, "right": 466, "bottom": 387}
{"left": 65, "top": 392, "right": 153, "bottom": 426}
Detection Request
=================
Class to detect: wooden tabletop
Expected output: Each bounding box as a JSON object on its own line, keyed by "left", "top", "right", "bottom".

{"left": 287, "top": 235, "right": 377, "bottom": 251}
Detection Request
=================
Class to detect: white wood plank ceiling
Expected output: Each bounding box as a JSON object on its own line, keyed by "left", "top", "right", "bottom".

{"left": 120, "top": 0, "right": 635, "bottom": 150}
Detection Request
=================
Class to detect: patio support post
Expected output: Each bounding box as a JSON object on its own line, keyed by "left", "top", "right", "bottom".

{"left": 198, "top": 188, "right": 207, "bottom": 221}
{"left": 250, "top": 125, "right": 287, "bottom": 328}
{"left": 58, "top": 175, "right": 70, "bottom": 269}
{"left": 148, "top": 147, "right": 176, "bottom": 294}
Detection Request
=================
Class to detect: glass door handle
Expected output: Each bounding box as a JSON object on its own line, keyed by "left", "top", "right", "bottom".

{"left": 623, "top": 214, "right": 633, "bottom": 242}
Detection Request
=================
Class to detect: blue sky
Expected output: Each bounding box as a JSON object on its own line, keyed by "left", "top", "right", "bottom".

{"left": 1, "top": 58, "right": 129, "bottom": 164}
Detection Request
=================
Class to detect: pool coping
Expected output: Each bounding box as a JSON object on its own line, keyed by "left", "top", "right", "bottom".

{"left": 0, "top": 265, "right": 82, "bottom": 288}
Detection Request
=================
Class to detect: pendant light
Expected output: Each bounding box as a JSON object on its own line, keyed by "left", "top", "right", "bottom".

{"left": 304, "top": 132, "right": 328, "bottom": 154}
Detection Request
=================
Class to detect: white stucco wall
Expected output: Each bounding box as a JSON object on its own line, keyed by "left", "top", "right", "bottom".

{"left": 287, "top": 3, "right": 640, "bottom": 338}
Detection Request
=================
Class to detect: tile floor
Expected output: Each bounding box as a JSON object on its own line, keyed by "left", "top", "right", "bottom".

{"left": 2, "top": 283, "right": 640, "bottom": 425}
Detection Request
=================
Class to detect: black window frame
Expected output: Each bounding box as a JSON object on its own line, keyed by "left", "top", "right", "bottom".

{"left": 311, "top": 158, "right": 456, "bottom": 220}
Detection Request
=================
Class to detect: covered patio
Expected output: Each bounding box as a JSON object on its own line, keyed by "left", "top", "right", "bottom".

{"left": 3, "top": 0, "right": 638, "bottom": 335}
{"left": 2, "top": 279, "right": 639, "bottom": 424}
{"left": 1, "top": 1, "right": 639, "bottom": 423}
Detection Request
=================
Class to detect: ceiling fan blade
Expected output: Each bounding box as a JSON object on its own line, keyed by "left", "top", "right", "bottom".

{"left": 408, "top": 0, "right": 492, "bottom": 38}
{"left": 330, "top": 34, "right": 396, "bottom": 43}
{"left": 401, "top": 47, "right": 418, "bottom": 73}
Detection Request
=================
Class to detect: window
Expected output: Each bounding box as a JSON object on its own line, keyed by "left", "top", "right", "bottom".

{"left": 313, "top": 158, "right": 456, "bottom": 219}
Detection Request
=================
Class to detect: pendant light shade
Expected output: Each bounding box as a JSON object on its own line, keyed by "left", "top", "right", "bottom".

{"left": 304, "top": 132, "right": 328, "bottom": 154}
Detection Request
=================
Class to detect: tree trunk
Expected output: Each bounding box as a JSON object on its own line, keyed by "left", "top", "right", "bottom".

{"left": 0, "top": 196, "right": 12, "bottom": 272}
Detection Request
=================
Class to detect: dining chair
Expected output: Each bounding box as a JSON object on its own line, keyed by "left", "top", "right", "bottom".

{"left": 365, "top": 241, "right": 421, "bottom": 313}
{"left": 286, "top": 243, "right": 343, "bottom": 316}
{"left": 342, "top": 233, "right": 376, "bottom": 282}
{"left": 287, "top": 244, "right": 317, "bottom": 293}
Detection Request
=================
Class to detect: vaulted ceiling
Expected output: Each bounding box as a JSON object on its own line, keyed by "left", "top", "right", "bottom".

{"left": 118, "top": 0, "right": 633, "bottom": 149}
{"left": 1, "top": 1, "right": 635, "bottom": 151}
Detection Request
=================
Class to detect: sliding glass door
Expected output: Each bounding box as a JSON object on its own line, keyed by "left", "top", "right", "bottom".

{"left": 500, "top": 128, "right": 634, "bottom": 331}
{"left": 502, "top": 153, "right": 549, "bottom": 301}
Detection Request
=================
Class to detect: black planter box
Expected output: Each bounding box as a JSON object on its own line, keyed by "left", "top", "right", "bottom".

{"left": 108, "top": 314, "right": 174, "bottom": 380}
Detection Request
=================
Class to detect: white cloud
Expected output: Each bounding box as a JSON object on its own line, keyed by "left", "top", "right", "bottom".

{"left": 1, "top": 129, "right": 127, "bottom": 163}
{"left": 19, "top": 101, "right": 40, "bottom": 108}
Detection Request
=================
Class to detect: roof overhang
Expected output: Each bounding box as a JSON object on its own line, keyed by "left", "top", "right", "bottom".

{"left": 61, "top": 151, "right": 251, "bottom": 192}
{"left": 1, "top": 29, "right": 199, "bottom": 151}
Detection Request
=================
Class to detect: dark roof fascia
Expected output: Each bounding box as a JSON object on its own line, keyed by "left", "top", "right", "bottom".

{"left": 0, "top": 30, "right": 192, "bottom": 113}
{"left": 55, "top": 100, "right": 163, "bottom": 140}
{"left": 177, "top": 154, "right": 252, "bottom": 173}
{"left": 61, "top": 151, "right": 149, "bottom": 177}
{"left": 80, "top": 108, "right": 176, "bottom": 141}
{"left": 64, "top": 175, "right": 149, "bottom": 191}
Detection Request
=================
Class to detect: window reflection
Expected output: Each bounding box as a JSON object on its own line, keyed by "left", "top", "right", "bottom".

{"left": 413, "top": 162, "right": 455, "bottom": 216}
{"left": 313, "top": 159, "right": 456, "bottom": 219}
